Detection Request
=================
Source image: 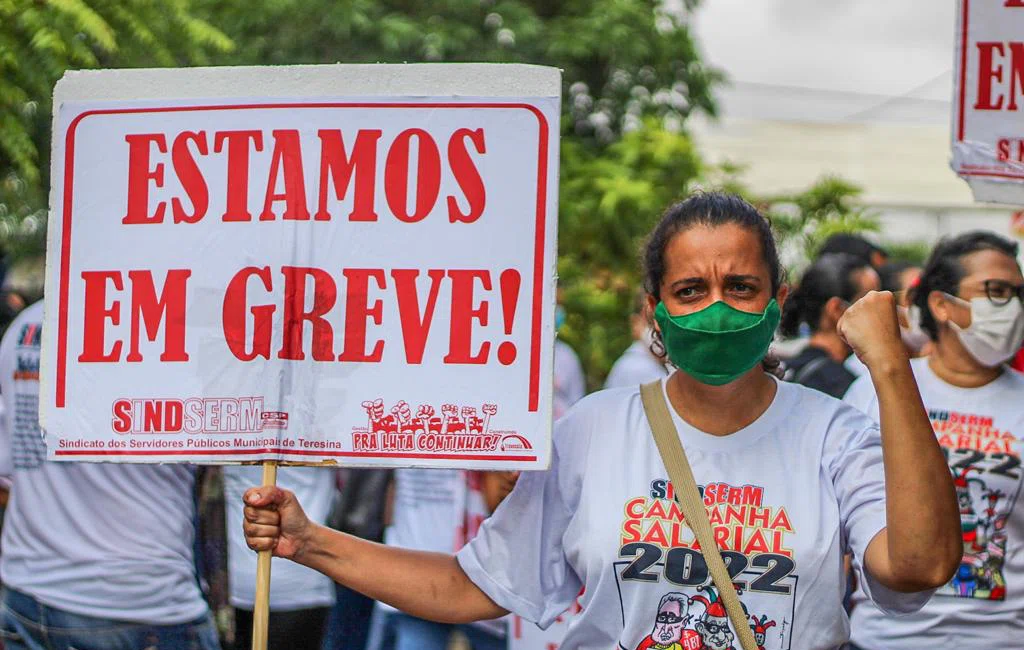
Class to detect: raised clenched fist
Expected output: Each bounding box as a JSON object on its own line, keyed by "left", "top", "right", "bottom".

{"left": 837, "top": 290, "right": 907, "bottom": 370}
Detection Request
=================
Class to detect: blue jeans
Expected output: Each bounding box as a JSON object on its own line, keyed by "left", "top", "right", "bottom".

{"left": 0, "top": 587, "right": 220, "bottom": 650}
{"left": 390, "top": 613, "right": 505, "bottom": 650}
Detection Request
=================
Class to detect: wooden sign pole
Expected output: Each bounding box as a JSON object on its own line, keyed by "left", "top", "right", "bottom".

{"left": 251, "top": 460, "right": 278, "bottom": 650}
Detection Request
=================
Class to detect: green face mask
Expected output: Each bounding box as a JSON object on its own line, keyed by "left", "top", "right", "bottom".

{"left": 654, "top": 299, "right": 781, "bottom": 386}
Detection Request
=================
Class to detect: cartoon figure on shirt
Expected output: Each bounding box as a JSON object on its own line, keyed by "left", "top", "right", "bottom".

{"left": 692, "top": 588, "right": 741, "bottom": 650}
{"left": 979, "top": 489, "right": 1007, "bottom": 552}
{"left": 952, "top": 561, "right": 979, "bottom": 598}
{"left": 944, "top": 465, "right": 1013, "bottom": 600}
{"left": 953, "top": 467, "right": 987, "bottom": 553}
{"left": 978, "top": 490, "right": 1009, "bottom": 600}
{"left": 981, "top": 561, "right": 1008, "bottom": 600}
{"left": 634, "top": 592, "right": 698, "bottom": 650}
{"left": 749, "top": 614, "right": 776, "bottom": 650}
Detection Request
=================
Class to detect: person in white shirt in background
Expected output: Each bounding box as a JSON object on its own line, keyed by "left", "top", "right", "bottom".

{"left": 844, "top": 231, "right": 1024, "bottom": 649}
{"left": 604, "top": 289, "right": 669, "bottom": 390}
{"left": 368, "top": 468, "right": 508, "bottom": 650}
{"left": 241, "top": 193, "right": 962, "bottom": 650}
{"left": 321, "top": 468, "right": 393, "bottom": 650}
{"left": 0, "top": 301, "right": 218, "bottom": 650}
{"left": 553, "top": 299, "right": 586, "bottom": 419}
{"left": 224, "top": 465, "right": 337, "bottom": 650}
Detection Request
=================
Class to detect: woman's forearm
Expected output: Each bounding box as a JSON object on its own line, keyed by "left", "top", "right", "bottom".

{"left": 868, "top": 358, "right": 962, "bottom": 591}
{"left": 295, "top": 524, "right": 507, "bottom": 624}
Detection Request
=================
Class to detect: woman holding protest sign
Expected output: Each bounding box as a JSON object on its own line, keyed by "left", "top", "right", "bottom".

{"left": 242, "top": 193, "right": 961, "bottom": 650}
{"left": 844, "top": 231, "right": 1024, "bottom": 649}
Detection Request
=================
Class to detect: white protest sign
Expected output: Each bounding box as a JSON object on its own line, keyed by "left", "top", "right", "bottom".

{"left": 41, "top": 65, "right": 560, "bottom": 469}
{"left": 951, "top": 0, "right": 1024, "bottom": 205}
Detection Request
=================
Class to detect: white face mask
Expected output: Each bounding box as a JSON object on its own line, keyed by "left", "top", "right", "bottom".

{"left": 944, "top": 294, "right": 1024, "bottom": 367}
{"left": 898, "top": 305, "right": 931, "bottom": 353}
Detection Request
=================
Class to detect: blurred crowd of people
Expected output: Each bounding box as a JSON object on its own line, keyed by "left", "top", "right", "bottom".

{"left": 0, "top": 224, "right": 1022, "bottom": 650}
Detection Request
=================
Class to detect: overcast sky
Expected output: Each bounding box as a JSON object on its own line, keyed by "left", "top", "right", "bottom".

{"left": 693, "top": 0, "right": 956, "bottom": 104}
{"left": 685, "top": 2, "right": 978, "bottom": 205}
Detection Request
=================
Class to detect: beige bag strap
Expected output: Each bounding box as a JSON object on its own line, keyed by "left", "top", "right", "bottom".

{"left": 640, "top": 380, "right": 757, "bottom": 650}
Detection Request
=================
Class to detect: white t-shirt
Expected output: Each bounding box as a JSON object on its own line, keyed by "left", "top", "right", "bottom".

{"left": 384, "top": 469, "right": 467, "bottom": 555}
{"left": 844, "top": 358, "right": 1024, "bottom": 649}
{"left": 0, "top": 302, "right": 208, "bottom": 624}
{"left": 379, "top": 468, "right": 507, "bottom": 636}
{"left": 554, "top": 340, "right": 586, "bottom": 420}
{"left": 224, "top": 465, "right": 336, "bottom": 610}
{"left": 458, "top": 377, "right": 929, "bottom": 650}
{"left": 842, "top": 355, "right": 868, "bottom": 379}
{"left": 604, "top": 341, "right": 669, "bottom": 390}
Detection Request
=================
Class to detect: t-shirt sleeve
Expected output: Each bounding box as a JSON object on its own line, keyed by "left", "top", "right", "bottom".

{"left": 566, "top": 352, "right": 586, "bottom": 406}
{"left": 0, "top": 326, "right": 14, "bottom": 486}
{"left": 826, "top": 410, "right": 933, "bottom": 615}
{"left": 0, "top": 393, "right": 11, "bottom": 487}
{"left": 604, "top": 354, "right": 663, "bottom": 390}
{"left": 457, "top": 421, "right": 582, "bottom": 628}
{"left": 841, "top": 374, "right": 879, "bottom": 420}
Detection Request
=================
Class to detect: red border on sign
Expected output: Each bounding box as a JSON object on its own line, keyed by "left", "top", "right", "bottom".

{"left": 961, "top": 170, "right": 1024, "bottom": 180}
{"left": 56, "top": 101, "right": 551, "bottom": 413}
{"left": 954, "top": 0, "right": 1024, "bottom": 181}
{"left": 54, "top": 447, "right": 537, "bottom": 462}
{"left": 957, "top": 0, "right": 970, "bottom": 143}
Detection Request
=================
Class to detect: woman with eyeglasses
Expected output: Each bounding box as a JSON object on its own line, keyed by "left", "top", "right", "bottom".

{"left": 845, "top": 231, "right": 1024, "bottom": 649}
{"left": 241, "top": 193, "right": 961, "bottom": 650}
{"left": 781, "top": 253, "right": 881, "bottom": 398}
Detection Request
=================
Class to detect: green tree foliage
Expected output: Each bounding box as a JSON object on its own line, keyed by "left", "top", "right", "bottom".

{"left": 0, "top": 174, "right": 47, "bottom": 263}
{"left": 0, "top": 0, "right": 231, "bottom": 255}
{"left": 763, "top": 175, "right": 881, "bottom": 267}
{"left": 882, "top": 240, "right": 932, "bottom": 266}
{"left": 197, "top": 0, "right": 722, "bottom": 145}
{"left": 557, "top": 119, "right": 702, "bottom": 387}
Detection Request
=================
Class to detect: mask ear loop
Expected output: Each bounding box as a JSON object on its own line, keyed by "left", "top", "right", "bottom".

{"left": 941, "top": 292, "right": 969, "bottom": 307}
{"left": 939, "top": 293, "right": 974, "bottom": 329}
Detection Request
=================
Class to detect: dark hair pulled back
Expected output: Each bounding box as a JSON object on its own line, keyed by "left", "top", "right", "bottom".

{"left": 912, "top": 231, "right": 1019, "bottom": 341}
{"left": 643, "top": 192, "right": 784, "bottom": 299}
{"left": 779, "top": 253, "right": 870, "bottom": 338}
{"left": 642, "top": 192, "right": 785, "bottom": 373}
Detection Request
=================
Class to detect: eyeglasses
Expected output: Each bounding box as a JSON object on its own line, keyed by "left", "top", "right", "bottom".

{"left": 656, "top": 613, "right": 684, "bottom": 624}
{"left": 979, "top": 279, "right": 1024, "bottom": 306}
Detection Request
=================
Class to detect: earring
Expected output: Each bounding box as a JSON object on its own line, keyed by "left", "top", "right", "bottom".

{"left": 650, "top": 331, "right": 667, "bottom": 360}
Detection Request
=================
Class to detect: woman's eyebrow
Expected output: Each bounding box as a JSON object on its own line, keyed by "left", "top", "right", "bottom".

{"left": 724, "top": 274, "right": 760, "bottom": 283}
{"left": 671, "top": 277, "right": 705, "bottom": 286}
